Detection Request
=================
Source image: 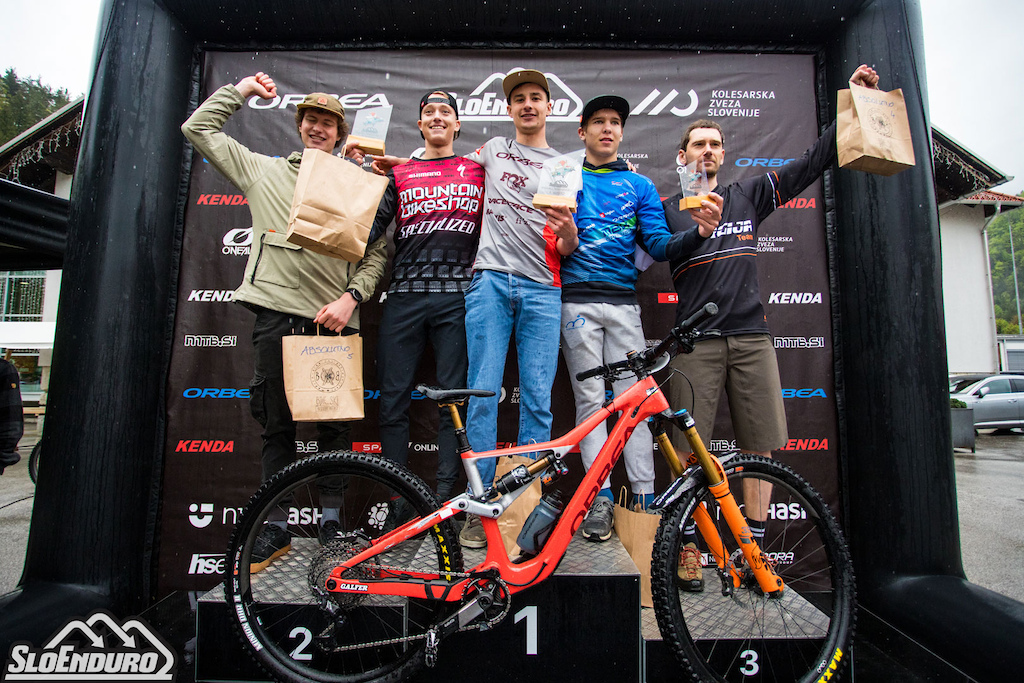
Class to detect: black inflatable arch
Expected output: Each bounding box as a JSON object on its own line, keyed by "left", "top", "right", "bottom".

{"left": 1, "top": 0, "right": 1020, "bottom": 678}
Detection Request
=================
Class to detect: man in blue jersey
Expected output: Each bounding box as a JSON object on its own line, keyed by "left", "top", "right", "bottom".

{"left": 561, "top": 95, "right": 722, "bottom": 541}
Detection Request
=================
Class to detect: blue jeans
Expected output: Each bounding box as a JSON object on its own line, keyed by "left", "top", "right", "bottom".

{"left": 465, "top": 270, "right": 562, "bottom": 486}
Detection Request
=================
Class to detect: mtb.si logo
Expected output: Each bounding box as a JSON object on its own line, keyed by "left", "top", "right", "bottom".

{"left": 3, "top": 609, "right": 177, "bottom": 681}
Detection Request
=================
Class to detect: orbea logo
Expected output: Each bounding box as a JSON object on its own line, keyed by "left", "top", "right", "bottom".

{"left": 182, "top": 388, "right": 250, "bottom": 399}
{"left": 782, "top": 388, "right": 828, "bottom": 399}
{"left": 4, "top": 610, "right": 176, "bottom": 681}
{"left": 189, "top": 503, "right": 214, "bottom": 528}
{"left": 458, "top": 72, "right": 583, "bottom": 122}
{"left": 246, "top": 92, "right": 390, "bottom": 111}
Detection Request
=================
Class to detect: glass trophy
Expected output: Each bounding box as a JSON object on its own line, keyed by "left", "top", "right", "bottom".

{"left": 347, "top": 105, "right": 393, "bottom": 156}
{"left": 533, "top": 149, "right": 585, "bottom": 210}
{"left": 677, "top": 159, "right": 710, "bottom": 210}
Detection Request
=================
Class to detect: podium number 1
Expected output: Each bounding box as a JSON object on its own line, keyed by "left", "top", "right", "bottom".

{"left": 514, "top": 605, "right": 538, "bottom": 655}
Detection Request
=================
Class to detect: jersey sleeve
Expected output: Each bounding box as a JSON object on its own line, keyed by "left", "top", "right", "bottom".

{"left": 368, "top": 173, "right": 398, "bottom": 244}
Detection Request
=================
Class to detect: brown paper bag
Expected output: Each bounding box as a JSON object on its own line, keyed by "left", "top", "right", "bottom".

{"left": 281, "top": 333, "right": 364, "bottom": 421}
{"left": 286, "top": 148, "right": 389, "bottom": 262}
{"left": 493, "top": 454, "right": 542, "bottom": 555}
{"left": 612, "top": 489, "right": 661, "bottom": 608}
{"left": 836, "top": 82, "right": 916, "bottom": 176}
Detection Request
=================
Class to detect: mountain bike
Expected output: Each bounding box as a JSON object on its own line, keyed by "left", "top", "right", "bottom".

{"left": 224, "top": 302, "right": 856, "bottom": 683}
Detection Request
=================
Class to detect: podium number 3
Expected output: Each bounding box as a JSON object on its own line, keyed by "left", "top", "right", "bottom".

{"left": 514, "top": 605, "right": 538, "bottom": 655}
{"left": 739, "top": 649, "right": 759, "bottom": 675}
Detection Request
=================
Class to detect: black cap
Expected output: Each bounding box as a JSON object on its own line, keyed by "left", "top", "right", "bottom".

{"left": 580, "top": 95, "right": 630, "bottom": 126}
{"left": 419, "top": 90, "right": 459, "bottom": 119}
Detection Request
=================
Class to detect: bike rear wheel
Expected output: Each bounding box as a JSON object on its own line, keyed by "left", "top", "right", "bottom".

{"left": 225, "top": 451, "right": 464, "bottom": 683}
{"left": 651, "top": 455, "right": 855, "bottom": 683}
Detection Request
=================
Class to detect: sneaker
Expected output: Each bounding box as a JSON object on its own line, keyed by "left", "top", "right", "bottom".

{"left": 318, "top": 520, "right": 342, "bottom": 545}
{"left": 459, "top": 515, "right": 486, "bottom": 549}
{"left": 250, "top": 524, "right": 291, "bottom": 573}
{"left": 677, "top": 542, "right": 704, "bottom": 592}
{"left": 581, "top": 498, "right": 614, "bottom": 542}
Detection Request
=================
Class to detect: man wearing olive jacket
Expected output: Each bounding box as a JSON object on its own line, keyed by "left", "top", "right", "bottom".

{"left": 182, "top": 71, "right": 387, "bottom": 571}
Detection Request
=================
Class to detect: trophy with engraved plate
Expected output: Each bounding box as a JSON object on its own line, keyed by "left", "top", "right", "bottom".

{"left": 677, "top": 158, "right": 710, "bottom": 210}
{"left": 347, "top": 105, "right": 393, "bottom": 156}
{"left": 533, "top": 149, "right": 585, "bottom": 210}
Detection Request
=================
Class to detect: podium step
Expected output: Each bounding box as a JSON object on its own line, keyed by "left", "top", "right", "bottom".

{"left": 196, "top": 530, "right": 643, "bottom": 682}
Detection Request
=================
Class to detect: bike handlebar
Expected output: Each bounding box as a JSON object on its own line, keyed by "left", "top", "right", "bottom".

{"left": 574, "top": 302, "right": 719, "bottom": 382}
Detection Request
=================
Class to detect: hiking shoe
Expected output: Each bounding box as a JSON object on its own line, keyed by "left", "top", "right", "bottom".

{"left": 581, "top": 497, "right": 614, "bottom": 542}
{"left": 459, "top": 515, "right": 486, "bottom": 549}
{"left": 677, "top": 542, "right": 704, "bottom": 592}
{"left": 318, "top": 520, "right": 342, "bottom": 545}
{"left": 250, "top": 524, "right": 291, "bottom": 573}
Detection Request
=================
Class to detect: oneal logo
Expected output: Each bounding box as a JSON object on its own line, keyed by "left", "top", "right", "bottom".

{"left": 223, "top": 227, "right": 252, "bottom": 256}
{"left": 196, "top": 193, "right": 247, "bottom": 206}
{"left": 187, "top": 290, "right": 234, "bottom": 302}
{"left": 189, "top": 503, "right": 214, "bottom": 528}
{"left": 735, "top": 157, "right": 793, "bottom": 168}
{"left": 247, "top": 92, "right": 391, "bottom": 111}
{"left": 631, "top": 88, "right": 699, "bottom": 117}
{"left": 188, "top": 553, "right": 225, "bottom": 575}
{"left": 4, "top": 610, "right": 176, "bottom": 681}
{"left": 774, "top": 336, "right": 825, "bottom": 349}
{"left": 768, "top": 292, "right": 823, "bottom": 304}
{"left": 337, "top": 582, "right": 369, "bottom": 592}
{"left": 175, "top": 439, "right": 235, "bottom": 453}
{"left": 183, "top": 335, "right": 237, "bottom": 347}
{"left": 458, "top": 72, "right": 583, "bottom": 122}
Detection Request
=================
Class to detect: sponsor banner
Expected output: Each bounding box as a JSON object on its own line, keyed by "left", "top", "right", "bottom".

{"left": 157, "top": 48, "right": 838, "bottom": 594}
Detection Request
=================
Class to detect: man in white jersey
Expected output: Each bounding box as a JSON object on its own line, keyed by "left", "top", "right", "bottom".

{"left": 458, "top": 68, "right": 578, "bottom": 547}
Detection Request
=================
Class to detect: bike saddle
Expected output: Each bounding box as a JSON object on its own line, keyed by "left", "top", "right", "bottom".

{"left": 416, "top": 385, "right": 495, "bottom": 402}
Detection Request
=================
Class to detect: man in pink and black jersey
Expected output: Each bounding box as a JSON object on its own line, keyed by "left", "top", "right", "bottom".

{"left": 366, "top": 90, "right": 485, "bottom": 502}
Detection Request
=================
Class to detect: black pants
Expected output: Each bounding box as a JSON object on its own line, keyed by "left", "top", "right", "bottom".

{"left": 249, "top": 306, "right": 353, "bottom": 485}
{"left": 377, "top": 291, "right": 467, "bottom": 499}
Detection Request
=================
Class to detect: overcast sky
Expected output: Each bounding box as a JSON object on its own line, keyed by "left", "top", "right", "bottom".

{"left": 1, "top": 0, "right": 1020, "bottom": 196}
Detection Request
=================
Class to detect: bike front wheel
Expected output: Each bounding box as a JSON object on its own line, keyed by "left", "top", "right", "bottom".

{"left": 225, "top": 451, "right": 464, "bottom": 683}
{"left": 651, "top": 455, "right": 856, "bottom": 683}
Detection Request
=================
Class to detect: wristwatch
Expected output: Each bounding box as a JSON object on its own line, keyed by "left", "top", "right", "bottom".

{"left": 345, "top": 288, "right": 364, "bottom": 304}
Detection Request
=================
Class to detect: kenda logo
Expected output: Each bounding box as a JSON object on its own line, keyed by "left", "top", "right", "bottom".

{"left": 182, "top": 388, "right": 250, "bottom": 399}
{"left": 175, "top": 439, "right": 235, "bottom": 453}
{"left": 780, "top": 197, "right": 817, "bottom": 209}
{"left": 183, "top": 334, "right": 237, "bottom": 347}
{"left": 189, "top": 503, "right": 215, "bottom": 528}
{"left": 188, "top": 553, "right": 225, "bottom": 575}
{"left": 223, "top": 227, "right": 252, "bottom": 256}
{"left": 768, "top": 292, "right": 822, "bottom": 304}
{"left": 3, "top": 610, "right": 176, "bottom": 681}
{"left": 631, "top": 88, "right": 699, "bottom": 117}
{"left": 781, "top": 388, "right": 828, "bottom": 399}
{"left": 197, "top": 193, "right": 247, "bottom": 205}
{"left": 778, "top": 438, "right": 830, "bottom": 451}
{"left": 734, "top": 157, "right": 794, "bottom": 168}
{"left": 188, "top": 290, "right": 234, "bottom": 302}
{"left": 458, "top": 72, "right": 583, "bottom": 122}
{"left": 247, "top": 92, "right": 391, "bottom": 111}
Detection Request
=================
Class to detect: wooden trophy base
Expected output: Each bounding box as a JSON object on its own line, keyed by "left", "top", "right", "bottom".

{"left": 346, "top": 135, "right": 385, "bottom": 156}
{"left": 533, "top": 193, "right": 578, "bottom": 210}
{"left": 679, "top": 194, "right": 709, "bottom": 210}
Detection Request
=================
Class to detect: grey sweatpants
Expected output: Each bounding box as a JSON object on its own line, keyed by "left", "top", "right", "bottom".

{"left": 560, "top": 301, "right": 656, "bottom": 494}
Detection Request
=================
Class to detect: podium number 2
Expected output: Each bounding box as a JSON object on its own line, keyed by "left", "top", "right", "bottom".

{"left": 514, "top": 605, "right": 538, "bottom": 655}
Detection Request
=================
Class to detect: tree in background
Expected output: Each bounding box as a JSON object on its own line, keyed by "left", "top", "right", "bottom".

{"left": 986, "top": 200, "right": 1024, "bottom": 334}
{"left": 0, "top": 68, "right": 72, "bottom": 145}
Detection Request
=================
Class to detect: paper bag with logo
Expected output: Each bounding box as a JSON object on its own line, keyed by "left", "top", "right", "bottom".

{"left": 836, "top": 82, "right": 916, "bottom": 176}
{"left": 286, "top": 148, "right": 389, "bottom": 262}
{"left": 612, "top": 488, "right": 661, "bottom": 608}
{"left": 493, "top": 454, "right": 543, "bottom": 555}
{"left": 282, "top": 333, "right": 364, "bottom": 421}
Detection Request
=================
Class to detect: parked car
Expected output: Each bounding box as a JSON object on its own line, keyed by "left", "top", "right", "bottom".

{"left": 950, "top": 374, "right": 1024, "bottom": 429}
